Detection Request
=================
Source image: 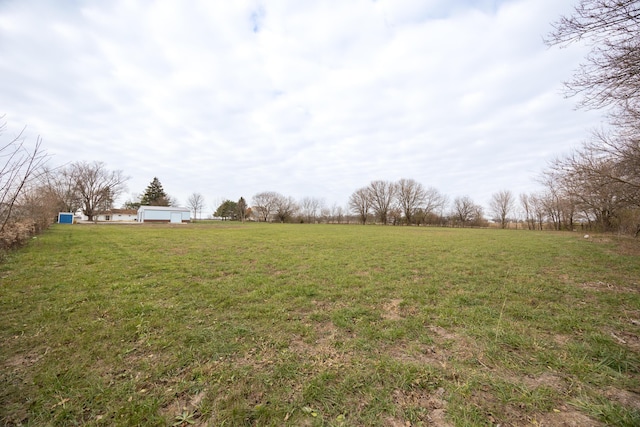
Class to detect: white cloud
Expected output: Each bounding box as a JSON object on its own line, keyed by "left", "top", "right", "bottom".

{"left": 0, "top": 0, "right": 604, "bottom": 211}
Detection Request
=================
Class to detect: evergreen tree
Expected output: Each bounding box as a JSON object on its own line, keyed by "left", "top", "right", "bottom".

{"left": 140, "top": 177, "right": 170, "bottom": 206}
{"left": 215, "top": 200, "right": 238, "bottom": 220}
{"left": 237, "top": 197, "right": 247, "bottom": 222}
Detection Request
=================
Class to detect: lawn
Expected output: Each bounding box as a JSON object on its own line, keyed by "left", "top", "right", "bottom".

{"left": 1, "top": 223, "right": 639, "bottom": 426}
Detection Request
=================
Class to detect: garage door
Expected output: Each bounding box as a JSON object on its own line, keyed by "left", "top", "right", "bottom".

{"left": 170, "top": 212, "right": 182, "bottom": 223}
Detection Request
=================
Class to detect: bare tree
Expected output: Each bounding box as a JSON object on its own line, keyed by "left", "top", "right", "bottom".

{"left": 39, "top": 166, "right": 82, "bottom": 213}
{"left": 252, "top": 191, "right": 279, "bottom": 222}
{"left": 13, "top": 180, "right": 60, "bottom": 233}
{"left": 330, "top": 203, "right": 345, "bottom": 224}
{"left": 273, "top": 194, "right": 298, "bottom": 223}
{"left": 0, "top": 121, "right": 49, "bottom": 233}
{"left": 489, "top": 190, "right": 515, "bottom": 229}
{"left": 452, "top": 196, "right": 484, "bottom": 227}
{"left": 546, "top": 1, "right": 640, "bottom": 235}
{"left": 546, "top": 0, "right": 640, "bottom": 114}
{"left": 300, "top": 197, "right": 323, "bottom": 223}
{"left": 519, "top": 193, "right": 537, "bottom": 230}
{"left": 583, "top": 130, "right": 639, "bottom": 204}
{"left": 368, "top": 180, "right": 396, "bottom": 224}
{"left": 396, "top": 178, "right": 426, "bottom": 225}
{"left": 66, "top": 161, "right": 129, "bottom": 221}
{"left": 349, "top": 187, "right": 371, "bottom": 225}
{"left": 547, "top": 146, "right": 636, "bottom": 231}
{"left": 537, "top": 171, "right": 579, "bottom": 231}
{"left": 423, "top": 187, "right": 448, "bottom": 225}
{"left": 187, "top": 192, "right": 205, "bottom": 220}
{"left": 529, "top": 193, "right": 548, "bottom": 230}
{"left": 320, "top": 206, "right": 331, "bottom": 223}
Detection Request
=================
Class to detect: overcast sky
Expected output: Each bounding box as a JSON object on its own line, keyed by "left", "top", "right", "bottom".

{"left": 1, "top": 0, "right": 606, "bottom": 212}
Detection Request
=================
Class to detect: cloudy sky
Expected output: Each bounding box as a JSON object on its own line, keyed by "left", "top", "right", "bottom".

{"left": 1, "top": 0, "right": 605, "bottom": 212}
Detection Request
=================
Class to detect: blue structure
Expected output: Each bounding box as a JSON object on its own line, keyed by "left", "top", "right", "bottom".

{"left": 58, "top": 212, "right": 74, "bottom": 224}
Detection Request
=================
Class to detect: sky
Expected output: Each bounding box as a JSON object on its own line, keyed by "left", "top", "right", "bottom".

{"left": 0, "top": 0, "right": 606, "bottom": 212}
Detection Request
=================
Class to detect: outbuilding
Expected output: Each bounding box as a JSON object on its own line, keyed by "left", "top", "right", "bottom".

{"left": 137, "top": 206, "right": 191, "bottom": 223}
{"left": 58, "top": 212, "right": 74, "bottom": 224}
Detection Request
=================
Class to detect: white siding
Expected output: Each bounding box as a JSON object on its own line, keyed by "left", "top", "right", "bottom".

{"left": 137, "top": 206, "right": 191, "bottom": 223}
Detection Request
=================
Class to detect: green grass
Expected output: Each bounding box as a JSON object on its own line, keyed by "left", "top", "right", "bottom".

{"left": 1, "top": 223, "right": 639, "bottom": 426}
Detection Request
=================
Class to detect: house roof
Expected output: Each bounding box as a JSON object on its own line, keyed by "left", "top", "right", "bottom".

{"left": 111, "top": 209, "right": 138, "bottom": 215}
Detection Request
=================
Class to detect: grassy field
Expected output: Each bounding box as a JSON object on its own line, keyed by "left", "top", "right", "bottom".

{"left": 1, "top": 223, "right": 639, "bottom": 426}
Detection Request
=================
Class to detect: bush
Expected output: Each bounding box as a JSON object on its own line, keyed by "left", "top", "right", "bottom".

{"left": 0, "top": 220, "right": 39, "bottom": 256}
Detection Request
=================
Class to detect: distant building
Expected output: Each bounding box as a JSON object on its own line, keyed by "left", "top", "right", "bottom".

{"left": 137, "top": 206, "right": 191, "bottom": 223}
{"left": 75, "top": 208, "right": 138, "bottom": 222}
{"left": 107, "top": 209, "right": 139, "bottom": 222}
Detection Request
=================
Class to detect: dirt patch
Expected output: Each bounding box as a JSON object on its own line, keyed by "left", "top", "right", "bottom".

{"left": 465, "top": 388, "right": 602, "bottom": 427}
{"left": 382, "top": 299, "right": 404, "bottom": 320}
{"left": 521, "top": 372, "right": 566, "bottom": 392}
{"left": 383, "top": 417, "right": 408, "bottom": 427}
{"left": 604, "top": 387, "right": 640, "bottom": 410}
{"left": 388, "top": 324, "right": 481, "bottom": 369}
{"left": 578, "top": 281, "right": 639, "bottom": 294}
{"left": 160, "top": 390, "right": 208, "bottom": 426}
{"left": 389, "top": 342, "right": 445, "bottom": 367}
{"left": 428, "top": 326, "right": 458, "bottom": 341}
{"left": 391, "top": 387, "right": 452, "bottom": 427}
{"left": 553, "top": 334, "right": 571, "bottom": 346}
{"left": 532, "top": 408, "right": 603, "bottom": 427}
{"left": 287, "top": 321, "right": 354, "bottom": 369}
{"left": 382, "top": 299, "right": 420, "bottom": 320}
{"left": 4, "top": 348, "right": 48, "bottom": 369}
{"left": 608, "top": 328, "right": 640, "bottom": 352}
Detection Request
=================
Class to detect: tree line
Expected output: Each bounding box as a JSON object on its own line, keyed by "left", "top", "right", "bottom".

{"left": 244, "top": 181, "right": 612, "bottom": 230}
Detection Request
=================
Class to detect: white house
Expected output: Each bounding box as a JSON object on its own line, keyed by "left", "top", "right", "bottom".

{"left": 137, "top": 206, "right": 191, "bottom": 223}
{"left": 75, "top": 208, "right": 138, "bottom": 222}
{"left": 107, "top": 209, "right": 139, "bottom": 222}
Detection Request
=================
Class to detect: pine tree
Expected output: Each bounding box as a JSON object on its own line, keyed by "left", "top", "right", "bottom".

{"left": 140, "top": 177, "right": 170, "bottom": 206}
{"left": 237, "top": 197, "right": 247, "bottom": 222}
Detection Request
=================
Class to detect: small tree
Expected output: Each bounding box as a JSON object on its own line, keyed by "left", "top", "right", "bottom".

{"left": 215, "top": 200, "right": 238, "bottom": 221}
{"left": 331, "top": 203, "right": 345, "bottom": 224}
{"left": 274, "top": 194, "right": 298, "bottom": 223}
{"left": 187, "top": 192, "right": 205, "bottom": 220}
{"left": 452, "top": 196, "right": 483, "bottom": 227}
{"left": 489, "top": 190, "right": 515, "bottom": 229}
{"left": 252, "top": 191, "right": 279, "bottom": 222}
{"left": 300, "top": 197, "right": 323, "bottom": 223}
{"left": 519, "top": 193, "right": 536, "bottom": 230}
{"left": 122, "top": 197, "right": 141, "bottom": 210}
{"left": 349, "top": 187, "right": 371, "bottom": 225}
